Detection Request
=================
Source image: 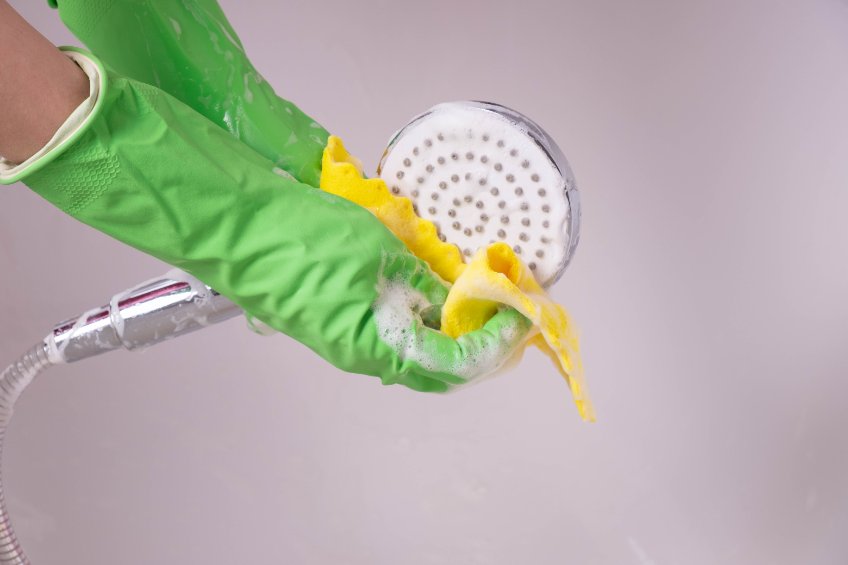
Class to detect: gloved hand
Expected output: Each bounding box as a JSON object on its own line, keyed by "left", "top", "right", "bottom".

{"left": 17, "top": 49, "right": 532, "bottom": 391}
{"left": 48, "top": 0, "right": 328, "bottom": 187}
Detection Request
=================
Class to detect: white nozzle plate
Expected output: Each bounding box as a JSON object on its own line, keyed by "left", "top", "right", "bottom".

{"left": 378, "top": 101, "right": 579, "bottom": 287}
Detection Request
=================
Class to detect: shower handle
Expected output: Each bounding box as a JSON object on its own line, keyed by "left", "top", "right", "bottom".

{"left": 48, "top": 272, "right": 242, "bottom": 364}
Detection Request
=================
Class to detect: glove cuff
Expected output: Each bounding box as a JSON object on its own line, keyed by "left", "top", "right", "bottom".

{"left": 0, "top": 47, "right": 107, "bottom": 185}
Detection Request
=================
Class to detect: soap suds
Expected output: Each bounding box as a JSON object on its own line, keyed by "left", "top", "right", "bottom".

{"left": 372, "top": 273, "right": 525, "bottom": 382}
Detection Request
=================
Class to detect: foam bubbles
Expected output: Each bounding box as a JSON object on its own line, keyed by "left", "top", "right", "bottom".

{"left": 372, "top": 275, "right": 529, "bottom": 382}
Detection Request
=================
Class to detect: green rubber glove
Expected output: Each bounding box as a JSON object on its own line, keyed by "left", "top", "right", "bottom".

{"left": 21, "top": 50, "right": 531, "bottom": 391}
{"left": 49, "top": 0, "right": 327, "bottom": 187}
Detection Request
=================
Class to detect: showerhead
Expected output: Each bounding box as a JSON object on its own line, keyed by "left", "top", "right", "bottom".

{"left": 377, "top": 101, "right": 580, "bottom": 288}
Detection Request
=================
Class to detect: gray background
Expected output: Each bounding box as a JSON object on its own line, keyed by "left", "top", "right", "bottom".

{"left": 2, "top": 0, "right": 848, "bottom": 563}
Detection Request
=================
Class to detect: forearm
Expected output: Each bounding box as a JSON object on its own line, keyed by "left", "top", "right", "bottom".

{"left": 0, "top": 0, "right": 88, "bottom": 163}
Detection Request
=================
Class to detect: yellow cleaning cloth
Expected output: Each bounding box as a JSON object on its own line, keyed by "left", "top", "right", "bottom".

{"left": 319, "top": 137, "right": 465, "bottom": 284}
{"left": 321, "top": 136, "right": 595, "bottom": 421}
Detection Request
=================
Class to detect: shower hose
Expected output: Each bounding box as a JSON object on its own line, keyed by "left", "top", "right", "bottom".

{"left": 0, "top": 272, "right": 241, "bottom": 563}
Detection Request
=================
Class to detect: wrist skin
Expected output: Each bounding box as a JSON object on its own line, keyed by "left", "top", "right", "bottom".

{"left": 0, "top": 0, "right": 89, "bottom": 164}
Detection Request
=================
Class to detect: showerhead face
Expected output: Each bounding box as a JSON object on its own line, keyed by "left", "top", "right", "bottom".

{"left": 378, "top": 101, "right": 580, "bottom": 288}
